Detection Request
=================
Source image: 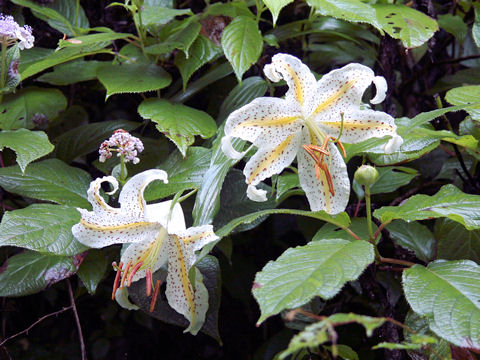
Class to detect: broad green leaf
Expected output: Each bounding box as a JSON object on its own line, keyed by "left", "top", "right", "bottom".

{"left": 0, "top": 204, "right": 85, "bottom": 256}
{"left": 203, "top": 1, "right": 254, "bottom": 18}
{"left": 77, "top": 250, "right": 108, "bottom": 294}
{"left": 435, "top": 156, "right": 475, "bottom": 182}
{"left": 0, "top": 129, "right": 54, "bottom": 173}
{"left": 263, "top": 0, "right": 293, "bottom": 25}
{"left": 0, "top": 87, "right": 67, "bottom": 130}
{"left": 97, "top": 63, "right": 172, "bottom": 98}
{"left": 145, "top": 22, "right": 201, "bottom": 56}
{"left": 37, "top": 60, "right": 102, "bottom": 85}
{"left": 141, "top": 5, "right": 192, "bottom": 27}
{"left": 437, "top": 14, "right": 467, "bottom": 43}
{"left": 374, "top": 184, "right": 480, "bottom": 230}
{"left": 474, "top": 3, "right": 480, "bottom": 48}
{"left": 445, "top": 85, "right": 480, "bottom": 121}
{"left": 144, "top": 147, "right": 211, "bottom": 201}
{"left": 138, "top": 99, "right": 216, "bottom": 156}
{"left": 57, "top": 32, "right": 131, "bottom": 49}
{"left": 221, "top": 16, "right": 263, "bottom": 81}
{"left": 192, "top": 77, "right": 267, "bottom": 225}
{"left": 278, "top": 313, "right": 385, "bottom": 359}
{"left": 386, "top": 220, "right": 435, "bottom": 262}
{"left": 324, "top": 345, "right": 359, "bottom": 360}
{"left": 174, "top": 35, "right": 222, "bottom": 89}
{"left": 431, "top": 67, "right": 480, "bottom": 94}
{"left": 0, "top": 251, "right": 76, "bottom": 296}
{"left": 435, "top": 219, "right": 480, "bottom": 263}
{"left": 253, "top": 239, "right": 374, "bottom": 323}
{"left": 0, "top": 158, "right": 91, "bottom": 208}
{"left": 129, "top": 255, "right": 221, "bottom": 341}
{"left": 308, "top": 0, "right": 381, "bottom": 30}
{"left": 373, "top": 4, "right": 438, "bottom": 48}
{"left": 313, "top": 217, "right": 377, "bottom": 243}
{"left": 353, "top": 166, "right": 417, "bottom": 198}
{"left": 1, "top": 45, "right": 20, "bottom": 94}
{"left": 276, "top": 173, "right": 300, "bottom": 201}
{"left": 54, "top": 120, "right": 139, "bottom": 163}
{"left": 403, "top": 260, "right": 480, "bottom": 348}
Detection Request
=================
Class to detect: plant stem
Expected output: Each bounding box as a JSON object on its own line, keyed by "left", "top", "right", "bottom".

{"left": 119, "top": 154, "right": 128, "bottom": 183}
{"left": 0, "top": 43, "right": 7, "bottom": 104}
{"left": 364, "top": 185, "right": 374, "bottom": 243}
{"left": 67, "top": 280, "right": 87, "bottom": 360}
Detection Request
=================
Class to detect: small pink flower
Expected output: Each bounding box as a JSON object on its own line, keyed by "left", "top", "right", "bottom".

{"left": 0, "top": 14, "right": 34, "bottom": 49}
{"left": 99, "top": 129, "right": 144, "bottom": 164}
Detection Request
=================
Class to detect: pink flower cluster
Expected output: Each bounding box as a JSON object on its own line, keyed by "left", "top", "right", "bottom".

{"left": 0, "top": 14, "right": 34, "bottom": 49}
{"left": 99, "top": 129, "right": 144, "bottom": 164}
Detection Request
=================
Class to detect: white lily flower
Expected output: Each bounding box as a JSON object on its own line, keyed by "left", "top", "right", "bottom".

{"left": 223, "top": 53, "right": 402, "bottom": 214}
{"left": 72, "top": 169, "right": 218, "bottom": 335}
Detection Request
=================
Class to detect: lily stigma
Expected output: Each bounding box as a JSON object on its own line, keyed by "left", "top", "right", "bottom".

{"left": 72, "top": 169, "right": 218, "bottom": 334}
{"left": 222, "top": 53, "right": 403, "bottom": 214}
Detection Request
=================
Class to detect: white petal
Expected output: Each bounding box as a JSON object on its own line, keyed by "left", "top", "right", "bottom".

{"left": 298, "top": 128, "right": 350, "bottom": 214}
{"left": 183, "top": 268, "right": 209, "bottom": 335}
{"left": 225, "top": 97, "right": 302, "bottom": 148}
{"left": 384, "top": 135, "right": 404, "bottom": 153}
{"left": 371, "top": 76, "right": 387, "bottom": 104}
{"left": 114, "top": 287, "right": 139, "bottom": 310}
{"left": 264, "top": 53, "right": 317, "bottom": 108}
{"left": 221, "top": 135, "right": 246, "bottom": 160}
{"left": 243, "top": 130, "right": 302, "bottom": 186}
{"left": 119, "top": 169, "right": 168, "bottom": 218}
{"left": 144, "top": 201, "right": 186, "bottom": 233}
{"left": 247, "top": 185, "right": 268, "bottom": 202}
{"left": 174, "top": 225, "right": 219, "bottom": 265}
{"left": 86, "top": 176, "right": 119, "bottom": 214}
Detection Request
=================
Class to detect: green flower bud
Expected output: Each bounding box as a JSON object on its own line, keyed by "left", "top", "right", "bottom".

{"left": 354, "top": 165, "right": 379, "bottom": 186}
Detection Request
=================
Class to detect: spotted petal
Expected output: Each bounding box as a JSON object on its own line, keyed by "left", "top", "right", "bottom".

{"left": 298, "top": 129, "right": 350, "bottom": 214}
{"left": 175, "top": 225, "right": 219, "bottom": 265}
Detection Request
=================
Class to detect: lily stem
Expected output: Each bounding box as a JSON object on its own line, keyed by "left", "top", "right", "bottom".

{"left": 364, "top": 185, "right": 374, "bottom": 243}
{"left": 119, "top": 154, "right": 128, "bottom": 184}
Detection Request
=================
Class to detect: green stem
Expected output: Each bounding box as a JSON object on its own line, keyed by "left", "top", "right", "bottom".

{"left": 364, "top": 185, "right": 374, "bottom": 243}
{"left": 178, "top": 188, "right": 198, "bottom": 203}
{"left": 0, "top": 42, "right": 7, "bottom": 104}
{"left": 119, "top": 155, "right": 128, "bottom": 184}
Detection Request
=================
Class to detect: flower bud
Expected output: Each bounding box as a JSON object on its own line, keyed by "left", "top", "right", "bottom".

{"left": 354, "top": 165, "right": 379, "bottom": 186}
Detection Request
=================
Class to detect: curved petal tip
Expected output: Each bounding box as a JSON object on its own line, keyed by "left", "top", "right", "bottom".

{"left": 221, "top": 136, "right": 245, "bottom": 160}
{"left": 247, "top": 185, "right": 268, "bottom": 202}
{"left": 371, "top": 76, "right": 387, "bottom": 105}
{"left": 384, "top": 135, "right": 404, "bottom": 154}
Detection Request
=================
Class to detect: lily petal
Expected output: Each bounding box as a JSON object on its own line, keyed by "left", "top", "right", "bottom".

{"left": 225, "top": 97, "right": 302, "bottom": 149}
{"left": 298, "top": 129, "right": 350, "bottom": 214}
{"left": 221, "top": 135, "right": 246, "bottom": 160}
{"left": 115, "top": 287, "right": 140, "bottom": 310}
{"left": 243, "top": 130, "right": 302, "bottom": 186}
{"left": 264, "top": 53, "right": 317, "bottom": 108}
{"left": 384, "top": 134, "right": 404, "bottom": 153}
{"left": 145, "top": 201, "right": 186, "bottom": 233}
{"left": 247, "top": 184, "right": 268, "bottom": 202}
{"left": 175, "top": 225, "right": 218, "bottom": 263}
{"left": 371, "top": 76, "right": 387, "bottom": 104}
{"left": 86, "top": 176, "right": 120, "bottom": 215}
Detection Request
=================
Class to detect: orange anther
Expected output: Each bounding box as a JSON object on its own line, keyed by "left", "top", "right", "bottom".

{"left": 146, "top": 269, "right": 152, "bottom": 297}
{"left": 127, "top": 261, "right": 143, "bottom": 287}
{"left": 119, "top": 260, "right": 132, "bottom": 289}
{"left": 319, "top": 162, "right": 335, "bottom": 196}
{"left": 111, "top": 261, "right": 123, "bottom": 300}
{"left": 149, "top": 280, "right": 162, "bottom": 313}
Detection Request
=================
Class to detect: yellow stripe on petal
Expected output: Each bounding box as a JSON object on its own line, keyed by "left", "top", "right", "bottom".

{"left": 284, "top": 65, "right": 305, "bottom": 106}
{"left": 181, "top": 231, "right": 215, "bottom": 245}
{"left": 234, "top": 116, "right": 299, "bottom": 130}
{"left": 320, "top": 121, "right": 395, "bottom": 132}
{"left": 313, "top": 79, "right": 357, "bottom": 115}
{"left": 79, "top": 219, "right": 152, "bottom": 231}
{"left": 248, "top": 134, "right": 296, "bottom": 184}
{"left": 318, "top": 170, "right": 331, "bottom": 213}
{"left": 173, "top": 237, "right": 196, "bottom": 317}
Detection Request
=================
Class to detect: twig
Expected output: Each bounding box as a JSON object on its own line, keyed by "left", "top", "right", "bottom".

{"left": 0, "top": 306, "right": 73, "bottom": 347}
{"left": 380, "top": 257, "right": 415, "bottom": 267}
{"left": 67, "top": 279, "right": 87, "bottom": 360}
{"left": 434, "top": 54, "right": 480, "bottom": 65}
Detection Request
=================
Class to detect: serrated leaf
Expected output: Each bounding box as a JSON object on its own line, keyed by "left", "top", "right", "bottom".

{"left": 278, "top": 313, "right": 385, "bottom": 359}
{"left": 373, "top": 4, "right": 438, "bottom": 48}
{"left": 0, "top": 251, "right": 76, "bottom": 296}
{"left": 77, "top": 250, "right": 108, "bottom": 294}
{"left": 253, "top": 239, "right": 374, "bottom": 323}
{"left": 0, "top": 129, "right": 54, "bottom": 173}
{"left": 129, "top": 255, "right": 221, "bottom": 341}
{"left": 37, "top": 60, "right": 102, "bottom": 85}
{"left": 0, "top": 158, "right": 91, "bottom": 208}
{"left": 386, "top": 220, "right": 435, "bottom": 262}
{"left": 174, "top": 35, "right": 222, "bottom": 89}
{"left": 445, "top": 85, "right": 480, "bottom": 121}
{"left": 97, "top": 63, "right": 172, "bottom": 98}
{"left": 263, "top": 0, "right": 293, "bottom": 25}
{"left": 0, "top": 87, "right": 67, "bottom": 130}
{"left": 221, "top": 16, "right": 263, "bottom": 81}
{"left": 353, "top": 166, "right": 417, "bottom": 198}
{"left": 374, "top": 185, "right": 480, "bottom": 230}
{"left": 403, "top": 260, "right": 480, "bottom": 349}
{"left": 138, "top": 98, "right": 216, "bottom": 156}
{"left": 308, "top": 0, "right": 381, "bottom": 30}
{"left": 435, "top": 219, "right": 480, "bottom": 263}
{"left": 54, "top": 120, "right": 139, "bottom": 163}
{"left": 0, "top": 204, "right": 85, "bottom": 256}
{"left": 145, "top": 22, "right": 200, "bottom": 56}
{"left": 192, "top": 77, "right": 268, "bottom": 225}
{"left": 144, "top": 146, "right": 211, "bottom": 201}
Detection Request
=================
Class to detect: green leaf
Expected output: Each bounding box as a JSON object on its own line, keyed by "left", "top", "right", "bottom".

{"left": 473, "top": 2, "right": 480, "bottom": 48}
{"left": 0, "top": 158, "right": 91, "bottom": 208}
{"left": 192, "top": 77, "right": 267, "bottom": 225}
{"left": 144, "top": 147, "right": 211, "bottom": 201}
{"left": 77, "top": 250, "right": 108, "bottom": 294}
{"left": 145, "top": 22, "right": 201, "bottom": 56}
{"left": 253, "top": 239, "right": 374, "bottom": 323}
{"left": 138, "top": 98, "right": 216, "bottom": 156}
{"left": 435, "top": 219, "right": 480, "bottom": 263}
{"left": 54, "top": 120, "right": 139, "bottom": 163}
{"left": 129, "top": 255, "right": 221, "bottom": 341}
{"left": 0, "top": 129, "right": 54, "bottom": 173}
{"left": 402, "top": 260, "right": 480, "bottom": 348}
{"left": 57, "top": 32, "right": 131, "bottom": 49}
{"left": 37, "top": 60, "right": 102, "bottom": 85}
{"left": 278, "top": 313, "right": 385, "bottom": 359}
{"left": 373, "top": 4, "right": 438, "bottom": 48}
{"left": 276, "top": 173, "right": 300, "bottom": 201}
{"left": 0, "top": 204, "right": 85, "bottom": 256}
{"left": 386, "top": 220, "right": 435, "bottom": 262}
{"left": 374, "top": 184, "right": 480, "bottom": 230}
{"left": 445, "top": 85, "right": 480, "bottom": 121}
{"left": 0, "top": 87, "right": 67, "bottom": 130}
{"left": 263, "top": 0, "right": 293, "bottom": 25}
{"left": 221, "top": 16, "right": 263, "bottom": 81}
{"left": 174, "top": 35, "right": 222, "bottom": 90}
{"left": 141, "top": 5, "right": 192, "bottom": 27}
{"left": 324, "top": 345, "right": 359, "bottom": 360}
{"left": 0, "top": 251, "right": 76, "bottom": 296}
{"left": 313, "top": 217, "right": 376, "bottom": 243}
{"left": 437, "top": 14, "right": 468, "bottom": 43}
{"left": 97, "top": 63, "right": 172, "bottom": 98}
{"left": 353, "top": 166, "right": 417, "bottom": 198}
{"left": 308, "top": 0, "right": 381, "bottom": 30}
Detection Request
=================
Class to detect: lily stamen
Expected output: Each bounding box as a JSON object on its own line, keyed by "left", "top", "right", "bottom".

{"left": 111, "top": 261, "right": 124, "bottom": 300}
{"left": 119, "top": 260, "right": 132, "bottom": 289}
{"left": 146, "top": 269, "right": 152, "bottom": 297}
{"left": 149, "top": 280, "right": 162, "bottom": 313}
{"left": 127, "top": 261, "right": 144, "bottom": 287}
